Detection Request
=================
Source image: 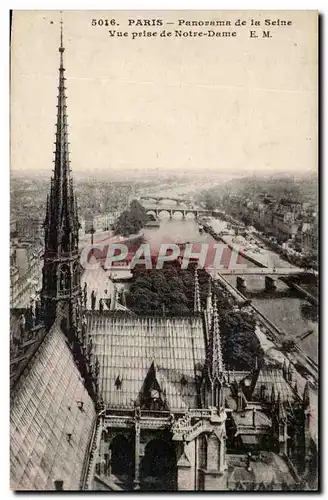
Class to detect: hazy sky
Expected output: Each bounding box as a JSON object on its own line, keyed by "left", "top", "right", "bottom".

{"left": 11, "top": 10, "right": 317, "bottom": 175}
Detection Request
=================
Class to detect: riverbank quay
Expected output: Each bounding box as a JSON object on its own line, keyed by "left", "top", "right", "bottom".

{"left": 202, "top": 218, "right": 317, "bottom": 375}
{"left": 201, "top": 216, "right": 317, "bottom": 292}
{"left": 207, "top": 208, "right": 318, "bottom": 271}
{"left": 254, "top": 231, "right": 318, "bottom": 272}
{"left": 201, "top": 219, "right": 274, "bottom": 269}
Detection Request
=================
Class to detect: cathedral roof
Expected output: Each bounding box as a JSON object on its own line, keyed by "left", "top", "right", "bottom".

{"left": 10, "top": 321, "right": 47, "bottom": 390}
{"left": 87, "top": 313, "right": 205, "bottom": 410}
{"left": 230, "top": 367, "right": 297, "bottom": 404}
{"left": 10, "top": 323, "right": 96, "bottom": 491}
{"left": 233, "top": 409, "right": 271, "bottom": 430}
{"left": 227, "top": 452, "right": 295, "bottom": 490}
{"left": 252, "top": 368, "right": 296, "bottom": 403}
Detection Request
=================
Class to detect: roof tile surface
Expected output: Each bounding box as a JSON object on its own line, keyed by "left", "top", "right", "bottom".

{"left": 10, "top": 325, "right": 96, "bottom": 491}
{"left": 88, "top": 314, "right": 205, "bottom": 410}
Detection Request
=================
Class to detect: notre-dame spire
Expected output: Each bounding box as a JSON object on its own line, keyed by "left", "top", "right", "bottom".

{"left": 42, "top": 16, "right": 82, "bottom": 337}
{"left": 45, "top": 17, "right": 79, "bottom": 254}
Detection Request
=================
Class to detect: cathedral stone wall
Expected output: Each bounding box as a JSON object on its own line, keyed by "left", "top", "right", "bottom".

{"left": 177, "top": 440, "right": 196, "bottom": 491}
{"left": 207, "top": 435, "right": 220, "bottom": 470}
{"left": 10, "top": 325, "right": 96, "bottom": 491}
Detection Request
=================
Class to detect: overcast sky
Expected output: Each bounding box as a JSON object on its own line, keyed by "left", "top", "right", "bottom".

{"left": 11, "top": 10, "right": 317, "bottom": 176}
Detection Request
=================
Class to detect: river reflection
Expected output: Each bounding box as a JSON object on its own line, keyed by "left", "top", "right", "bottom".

{"left": 142, "top": 217, "right": 255, "bottom": 269}
{"left": 143, "top": 218, "right": 214, "bottom": 246}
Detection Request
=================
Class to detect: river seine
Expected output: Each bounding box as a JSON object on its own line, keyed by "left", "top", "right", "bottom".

{"left": 142, "top": 216, "right": 318, "bottom": 363}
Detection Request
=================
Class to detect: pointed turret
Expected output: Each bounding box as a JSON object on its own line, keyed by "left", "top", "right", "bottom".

{"left": 271, "top": 384, "right": 276, "bottom": 405}
{"left": 282, "top": 359, "right": 288, "bottom": 379}
{"left": 41, "top": 16, "right": 82, "bottom": 337}
{"left": 206, "top": 276, "right": 213, "bottom": 313}
{"left": 193, "top": 269, "right": 201, "bottom": 313}
{"left": 202, "top": 294, "right": 225, "bottom": 407}
{"left": 277, "top": 392, "right": 287, "bottom": 422}
{"left": 272, "top": 392, "right": 288, "bottom": 455}
{"left": 211, "top": 296, "right": 223, "bottom": 378}
{"left": 303, "top": 381, "right": 310, "bottom": 409}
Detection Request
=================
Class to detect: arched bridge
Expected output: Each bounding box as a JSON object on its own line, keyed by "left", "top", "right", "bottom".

{"left": 143, "top": 204, "right": 211, "bottom": 220}
{"left": 140, "top": 195, "right": 194, "bottom": 206}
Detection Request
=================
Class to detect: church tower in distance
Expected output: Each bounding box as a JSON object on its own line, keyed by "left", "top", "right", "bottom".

{"left": 42, "top": 20, "right": 82, "bottom": 340}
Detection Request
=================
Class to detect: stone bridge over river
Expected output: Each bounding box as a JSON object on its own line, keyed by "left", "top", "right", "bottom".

{"left": 139, "top": 196, "right": 213, "bottom": 220}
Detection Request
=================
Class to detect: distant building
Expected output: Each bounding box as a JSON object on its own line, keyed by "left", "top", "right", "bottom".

{"left": 10, "top": 216, "right": 17, "bottom": 236}
{"left": 295, "top": 219, "right": 318, "bottom": 254}
{"left": 15, "top": 215, "right": 44, "bottom": 242}
{"left": 10, "top": 241, "right": 43, "bottom": 308}
{"left": 271, "top": 211, "right": 300, "bottom": 240}
{"left": 84, "top": 212, "right": 121, "bottom": 234}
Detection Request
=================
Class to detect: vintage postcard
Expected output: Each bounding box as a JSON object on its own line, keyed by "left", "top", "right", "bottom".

{"left": 10, "top": 10, "right": 318, "bottom": 491}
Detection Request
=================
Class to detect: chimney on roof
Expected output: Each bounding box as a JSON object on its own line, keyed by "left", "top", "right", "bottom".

{"left": 115, "top": 375, "right": 122, "bottom": 389}
{"left": 54, "top": 480, "right": 64, "bottom": 490}
{"left": 67, "top": 433, "right": 72, "bottom": 444}
{"left": 77, "top": 400, "right": 84, "bottom": 411}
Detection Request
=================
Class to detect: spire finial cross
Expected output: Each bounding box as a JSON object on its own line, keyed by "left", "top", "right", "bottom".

{"left": 59, "top": 11, "right": 65, "bottom": 53}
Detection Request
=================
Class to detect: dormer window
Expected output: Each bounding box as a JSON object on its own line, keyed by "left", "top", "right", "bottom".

{"left": 138, "top": 362, "right": 170, "bottom": 411}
